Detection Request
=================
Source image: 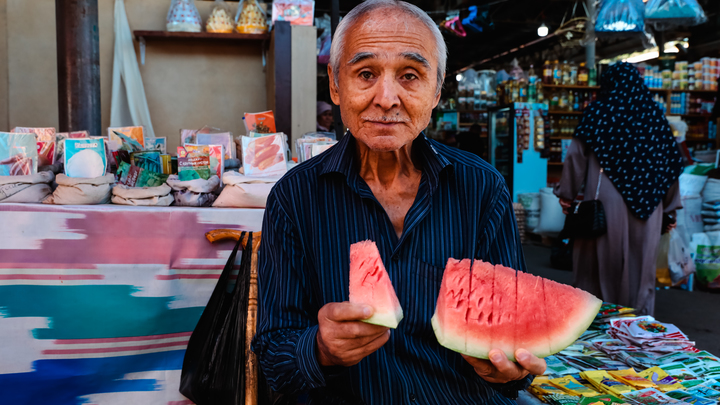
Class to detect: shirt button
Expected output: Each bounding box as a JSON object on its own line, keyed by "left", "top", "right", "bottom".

{"left": 409, "top": 393, "right": 416, "bottom": 402}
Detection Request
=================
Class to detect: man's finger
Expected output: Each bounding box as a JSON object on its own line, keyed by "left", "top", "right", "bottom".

{"left": 515, "top": 349, "right": 547, "bottom": 375}
{"left": 488, "top": 350, "right": 525, "bottom": 380}
{"left": 325, "top": 301, "right": 374, "bottom": 322}
{"left": 334, "top": 322, "right": 389, "bottom": 342}
{"left": 461, "top": 355, "right": 495, "bottom": 376}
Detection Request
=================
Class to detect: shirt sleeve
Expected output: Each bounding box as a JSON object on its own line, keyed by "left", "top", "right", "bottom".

{"left": 251, "top": 191, "right": 333, "bottom": 394}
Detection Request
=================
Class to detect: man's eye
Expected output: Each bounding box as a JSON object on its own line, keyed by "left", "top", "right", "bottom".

{"left": 360, "top": 71, "right": 373, "bottom": 80}
{"left": 403, "top": 73, "right": 418, "bottom": 81}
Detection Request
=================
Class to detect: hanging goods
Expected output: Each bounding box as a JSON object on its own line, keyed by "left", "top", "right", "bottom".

{"left": 594, "top": 0, "right": 645, "bottom": 38}
{"left": 645, "top": 0, "right": 707, "bottom": 31}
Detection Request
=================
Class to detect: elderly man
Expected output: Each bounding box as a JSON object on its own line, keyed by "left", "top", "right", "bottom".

{"left": 251, "top": 0, "right": 546, "bottom": 403}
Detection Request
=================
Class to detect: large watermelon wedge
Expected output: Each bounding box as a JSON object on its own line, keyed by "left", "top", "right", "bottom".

{"left": 432, "top": 259, "right": 601, "bottom": 361}
{"left": 349, "top": 240, "right": 404, "bottom": 328}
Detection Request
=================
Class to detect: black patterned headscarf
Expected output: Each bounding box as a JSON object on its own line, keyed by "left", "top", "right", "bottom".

{"left": 573, "top": 62, "right": 684, "bottom": 220}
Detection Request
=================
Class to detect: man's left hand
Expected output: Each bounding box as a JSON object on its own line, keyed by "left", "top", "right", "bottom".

{"left": 462, "top": 349, "right": 546, "bottom": 383}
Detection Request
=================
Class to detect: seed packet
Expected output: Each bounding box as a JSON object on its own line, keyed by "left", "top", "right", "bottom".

{"left": 609, "top": 369, "right": 657, "bottom": 390}
{"left": 699, "top": 379, "right": 720, "bottom": 391}
{"left": 144, "top": 137, "right": 167, "bottom": 154}
{"left": 12, "top": 128, "right": 57, "bottom": 167}
{"left": 244, "top": 111, "right": 276, "bottom": 134}
{"left": 131, "top": 151, "right": 163, "bottom": 173}
{"left": 546, "top": 356, "right": 582, "bottom": 376}
{"left": 547, "top": 393, "right": 582, "bottom": 405}
{"left": 578, "top": 394, "right": 631, "bottom": 405}
{"left": 242, "top": 134, "right": 287, "bottom": 177}
{"left": 551, "top": 376, "right": 602, "bottom": 397}
{"left": 0, "top": 132, "right": 38, "bottom": 176}
{"left": 108, "top": 126, "right": 144, "bottom": 149}
{"left": 197, "top": 132, "right": 235, "bottom": 160}
{"left": 687, "top": 385, "right": 720, "bottom": 401}
{"left": 110, "top": 130, "right": 144, "bottom": 153}
{"left": 621, "top": 388, "right": 677, "bottom": 405}
{"left": 180, "top": 144, "right": 224, "bottom": 182}
{"left": 657, "top": 352, "right": 695, "bottom": 365}
{"left": 136, "top": 170, "right": 169, "bottom": 188}
{"left": 64, "top": 138, "right": 107, "bottom": 178}
{"left": 639, "top": 367, "right": 685, "bottom": 392}
{"left": 662, "top": 363, "right": 699, "bottom": 380}
{"left": 125, "top": 165, "right": 143, "bottom": 187}
{"left": 178, "top": 152, "right": 212, "bottom": 181}
{"left": 581, "top": 370, "right": 636, "bottom": 397}
{"left": 596, "top": 303, "right": 636, "bottom": 319}
{"left": 55, "top": 131, "right": 88, "bottom": 163}
{"left": 680, "top": 379, "right": 706, "bottom": 389}
{"left": 665, "top": 390, "right": 716, "bottom": 405}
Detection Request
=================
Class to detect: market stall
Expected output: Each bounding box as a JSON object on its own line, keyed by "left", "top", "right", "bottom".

{"left": 0, "top": 202, "right": 262, "bottom": 403}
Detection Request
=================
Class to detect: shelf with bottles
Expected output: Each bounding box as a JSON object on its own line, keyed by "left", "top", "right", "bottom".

{"left": 544, "top": 84, "right": 600, "bottom": 90}
{"left": 541, "top": 60, "right": 597, "bottom": 88}
{"left": 548, "top": 111, "right": 584, "bottom": 115}
{"left": 642, "top": 59, "right": 719, "bottom": 93}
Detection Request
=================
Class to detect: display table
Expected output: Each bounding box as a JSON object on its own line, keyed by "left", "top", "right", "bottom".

{"left": 0, "top": 203, "right": 263, "bottom": 404}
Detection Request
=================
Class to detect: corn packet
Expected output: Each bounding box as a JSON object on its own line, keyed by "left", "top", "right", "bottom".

{"left": 534, "top": 376, "right": 575, "bottom": 396}
{"left": 638, "top": 367, "right": 685, "bottom": 392}
{"left": 608, "top": 369, "right": 657, "bottom": 389}
{"left": 551, "top": 376, "right": 602, "bottom": 397}
{"left": 581, "top": 370, "right": 636, "bottom": 397}
{"left": 578, "top": 393, "right": 630, "bottom": 405}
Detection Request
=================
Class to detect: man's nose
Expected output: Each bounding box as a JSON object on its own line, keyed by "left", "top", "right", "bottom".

{"left": 373, "top": 74, "right": 401, "bottom": 111}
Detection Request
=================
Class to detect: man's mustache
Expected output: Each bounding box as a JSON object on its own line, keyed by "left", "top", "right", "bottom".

{"left": 361, "top": 115, "right": 411, "bottom": 123}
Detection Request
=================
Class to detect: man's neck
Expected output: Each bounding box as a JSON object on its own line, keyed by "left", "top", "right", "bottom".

{"left": 355, "top": 139, "right": 420, "bottom": 187}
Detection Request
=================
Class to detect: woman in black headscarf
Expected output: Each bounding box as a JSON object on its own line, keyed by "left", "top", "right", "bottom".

{"left": 555, "top": 62, "right": 684, "bottom": 315}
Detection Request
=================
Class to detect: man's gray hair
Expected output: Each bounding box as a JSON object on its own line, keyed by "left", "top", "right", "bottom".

{"left": 329, "top": 0, "right": 447, "bottom": 95}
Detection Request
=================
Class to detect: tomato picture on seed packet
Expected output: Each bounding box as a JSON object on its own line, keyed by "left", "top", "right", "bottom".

{"left": 244, "top": 111, "right": 276, "bottom": 134}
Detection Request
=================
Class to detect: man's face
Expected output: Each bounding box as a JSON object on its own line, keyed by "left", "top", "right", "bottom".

{"left": 329, "top": 9, "right": 442, "bottom": 152}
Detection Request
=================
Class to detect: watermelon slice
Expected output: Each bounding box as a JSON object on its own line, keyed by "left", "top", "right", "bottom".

{"left": 349, "top": 240, "right": 404, "bottom": 328}
{"left": 432, "top": 259, "right": 601, "bottom": 361}
{"left": 431, "top": 258, "right": 471, "bottom": 353}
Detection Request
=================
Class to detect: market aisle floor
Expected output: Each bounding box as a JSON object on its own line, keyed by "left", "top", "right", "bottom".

{"left": 522, "top": 243, "right": 720, "bottom": 356}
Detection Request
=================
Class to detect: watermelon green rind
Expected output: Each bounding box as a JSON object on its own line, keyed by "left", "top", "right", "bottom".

{"left": 545, "top": 293, "right": 602, "bottom": 356}
{"left": 363, "top": 306, "right": 404, "bottom": 328}
{"left": 431, "top": 314, "right": 466, "bottom": 354}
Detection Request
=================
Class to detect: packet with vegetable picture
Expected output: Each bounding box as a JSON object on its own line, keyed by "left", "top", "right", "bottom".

{"left": 242, "top": 134, "right": 287, "bottom": 177}
{"left": 180, "top": 144, "right": 224, "bottom": 182}
{"left": 12, "top": 127, "right": 56, "bottom": 167}
{"left": 109, "top": 126, "right": 144, "bottom": 149}
{"left": 244, "top": 111, "right": 276, "bottom": 134}
{"left": 638, "top": 367, "right": 685, "bottom": 392}
{"left": 144, "top": 137, "right": 167, "bottom": 154}
{"left": 64, "top": 138, "right": 107, "bottom": 178}
{"left": 177, "top": 151, "right": 212, "bottom": 181}
{"left": 0, "top": 132, "right": 38, "bottom": 176}
{"left": 608, "top": 369, "right": 657, "bottom": 390}
{"left": 550, "top": 376, "right": 601, "bottom": 397}
{"left": 131, "top": 151, "right": 163, "bottom": 173}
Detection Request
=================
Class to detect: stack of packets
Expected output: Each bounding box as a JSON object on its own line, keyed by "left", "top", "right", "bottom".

{"left": 527, "top": 302, "right": 720, "bottom": 405}
{"left": 178, "top": 144, "right": 224, "bottom": 183}
{"left": 112, "top": 129, "right": 171, "bottom": 188}
{"left": 296, "top": 133, "right": 337, "bottom": 163}
{"left": 241, "top": 111, "right": 288, "bottom": 177}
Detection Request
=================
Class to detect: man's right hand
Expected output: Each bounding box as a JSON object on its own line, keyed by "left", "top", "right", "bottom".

{"left": 316, "top": 302, "right": 390, "bottom": 367}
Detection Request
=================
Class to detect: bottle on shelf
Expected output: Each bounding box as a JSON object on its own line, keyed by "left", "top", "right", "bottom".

{"left": 543, "top": 60, "right": 553, "bottom": 85}
{"left": 573, "top": 91, "right": 580, "bottom": 112}
{"left": 559, "top": 90, "right": 569, "bottom": 111}
{"left": 553, "top": 60, "right": 562, "bottom": 85}
{"left": 588, "top": 65, "right": 597, "bottom": 87}
{"left": 510, "top": 79, "right": 519, "bottom": 103}
{"left": 570, "top": 61, "right": 578, "bottom": 86}
{"left": 562, "top": 61, "right": 571, "bottom": 85}
{"left": 537, "top": 82, "right": 545, "bottom": 106}
{"left": 528, "top": 65, "right": 538, "bottom": 103}
{"left": 578, "top": 62, "right": 589, "bottom": 86}
{"left": 568, "top": 91, "right": 575, "bottom": 112}
{"left": 519, "top": 79, "right": 528, "bottom": 102}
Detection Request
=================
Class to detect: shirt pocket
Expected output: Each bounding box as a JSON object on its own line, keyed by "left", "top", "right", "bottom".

{"left": 400, "top": 257, "right": 444, "bottom": 336}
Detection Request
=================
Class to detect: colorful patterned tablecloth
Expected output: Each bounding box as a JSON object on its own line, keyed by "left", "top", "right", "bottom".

{"left": 0, "top": 203, "right": 264, "bottom": 405}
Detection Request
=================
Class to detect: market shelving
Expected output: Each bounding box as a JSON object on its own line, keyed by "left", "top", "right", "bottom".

{"left": 543, "top": 84, "right": 600, "bottom": 91}
{"left": 133, "top": 30, "right": 270, "bottom": 42}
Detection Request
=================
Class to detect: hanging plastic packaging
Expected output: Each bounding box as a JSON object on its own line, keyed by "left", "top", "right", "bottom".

{"left": 206, "top": 0, "right": 235, "bottom": 33}
{"left": 316, "top": 14, "right": 332, "bottom": 64}
{"left": 166, "top": 0, "right": 202, "bottom": 33}
{"left": 645, "top": 0, "right": 707, "bottom": 31}
{"left": 236, "top": 0, "right": 268, "bottom": 34}
{"left": 594, "top": 0, "right": 645, "bottom": 38}
{"left": 272, "top": 0, "right": 314, "bottom": 26}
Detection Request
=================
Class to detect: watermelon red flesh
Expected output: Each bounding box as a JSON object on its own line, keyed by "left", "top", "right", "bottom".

{"left": 433, "top": 259, "right": 602, "bottom": 360}
{"left": 489, "top": 264, "right": 517, "bottom": 360}
{"left": 430, "top": 258, "right": 471, "bottom": 353}
{"left": 349, "top": 240, "right": 404, "bottom": 329}
{"left": 515, "top": 271, "right": 552, "bottom": 358}
{"left": 542, "top": 278, "right": 601, "bottom": 353}
{"left": 465, "top": 260, "right": 494, "bottom": 358}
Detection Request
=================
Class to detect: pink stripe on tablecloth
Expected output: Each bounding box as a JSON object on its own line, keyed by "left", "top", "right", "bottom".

{"left": 0, "top": 263, "right": 97, "bottom": 269}
{"left": 42, "top": 341, "right": 188, "bottom": 355}
{"left": 156, "top": 274, "right": 221, "bottom": 280}
{"left": 168, "top": 400, "right": 194, "bottom": 405}
{"left": 54, "top": 331, "right": 192, "bottom": 345}
{"left": 0, "top": 274, "right": 104, "bottom": 280}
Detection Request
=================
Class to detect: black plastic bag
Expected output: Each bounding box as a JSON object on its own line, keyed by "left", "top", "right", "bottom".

{"left": 180, "top": 232, "right": 253, "bottom": 405}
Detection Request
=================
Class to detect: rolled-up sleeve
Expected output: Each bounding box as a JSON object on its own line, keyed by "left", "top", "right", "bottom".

{"left": 251, "top": 191, "right": 329, "bottom": 394}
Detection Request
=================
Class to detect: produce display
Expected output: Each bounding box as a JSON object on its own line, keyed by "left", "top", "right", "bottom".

{"left": 432, "top": 259, "right": 602, "bottom": 360}
{"left": 349, "top": 240, "right": 404, "bottom": 329}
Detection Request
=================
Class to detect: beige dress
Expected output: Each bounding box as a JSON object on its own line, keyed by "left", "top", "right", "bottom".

{"left": 555, "top": 139, "right": 682, "bottom": 316}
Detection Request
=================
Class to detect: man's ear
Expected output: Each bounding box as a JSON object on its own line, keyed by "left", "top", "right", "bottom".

{"left": 432, "top": 74, "right": 445, "bottom": 108}
{"left": 329, "top": 65, "right": 341, "bottom": 106}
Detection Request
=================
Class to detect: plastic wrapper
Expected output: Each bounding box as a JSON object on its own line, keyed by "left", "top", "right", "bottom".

{"left": 0, "top": 132, "right": 39, "bottom": 176}
{"left": 166, "top": 0, "right": 202, "bottom": 32}
{"left": 177, "top": 151, "right": 212, "bottom": 181}
{"left": 272, "top": 0, "right": 314, "bottom": 26}
{"left": 296, "top": 134, "right": 335, "bottom": 163}
{"left": 196, "top": 130, "right": 235, "bottom": 160}
{"left": 12, "top": 127, "right": 56, "bottom": 167}
{"left": 64, "top": 138, "right": 107, "bottom": 178}
{"left": 206, "top": 0, "right": 234, "bottom": 33}
{"left": 316, "top": 14, "right": 332, "bottom": 64}
{"left": 594, "top": 0, "right": 645, "bottom": 38}
{"left": 242, "top": 134, "right": 287, "bottom": 177}
{"left": 55, "top": 131, "right": 88, "bottom": 164}
{"left": 235, "top": 0, "right": 268, "bottom": 34}
{"left": 180, "top": 144, "right": 225, "bottom": 183}
{"left": 645, "top": 0, "right": 707, "bottom": 31}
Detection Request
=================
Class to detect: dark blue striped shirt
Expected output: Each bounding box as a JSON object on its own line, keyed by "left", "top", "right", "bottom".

{"left": 252, "top": 133, "right": 532, "bottom": 404}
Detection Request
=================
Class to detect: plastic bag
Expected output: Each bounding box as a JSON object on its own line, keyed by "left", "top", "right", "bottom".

{"left": 316, "top": 14, "right": 332, "bottom": 64}
{"left": 206, "top": 0, "right": 235, "bottom": 33}
{"left": 667, "top": 229, "right": 696, "bottom": 285}
{"left": 236, "top": 0, "right": 268, "bottom": 34}
{"left": 689, "top": 231, "right": 720, "bottom": 289}
{"left": 645, "top": 0, "right": 707, "bottom": 31}
{"left": 0, "top": 132, "right": 39, "bottom": 176}
{"left": 180, "top": 232, "right": 252, "bottom": 405}
{"left": 272, "top": 0, "right": 314, "bottom": 26}
{"left": 595, "top": 0, "right": 646, "bottom": 38}
{"left": 166, "top": 0, "right": 202, "bottom": 33}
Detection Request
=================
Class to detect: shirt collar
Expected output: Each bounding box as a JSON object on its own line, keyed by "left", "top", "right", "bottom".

{"left": 320, "top": 132, "right": 453, "bottom": 194}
